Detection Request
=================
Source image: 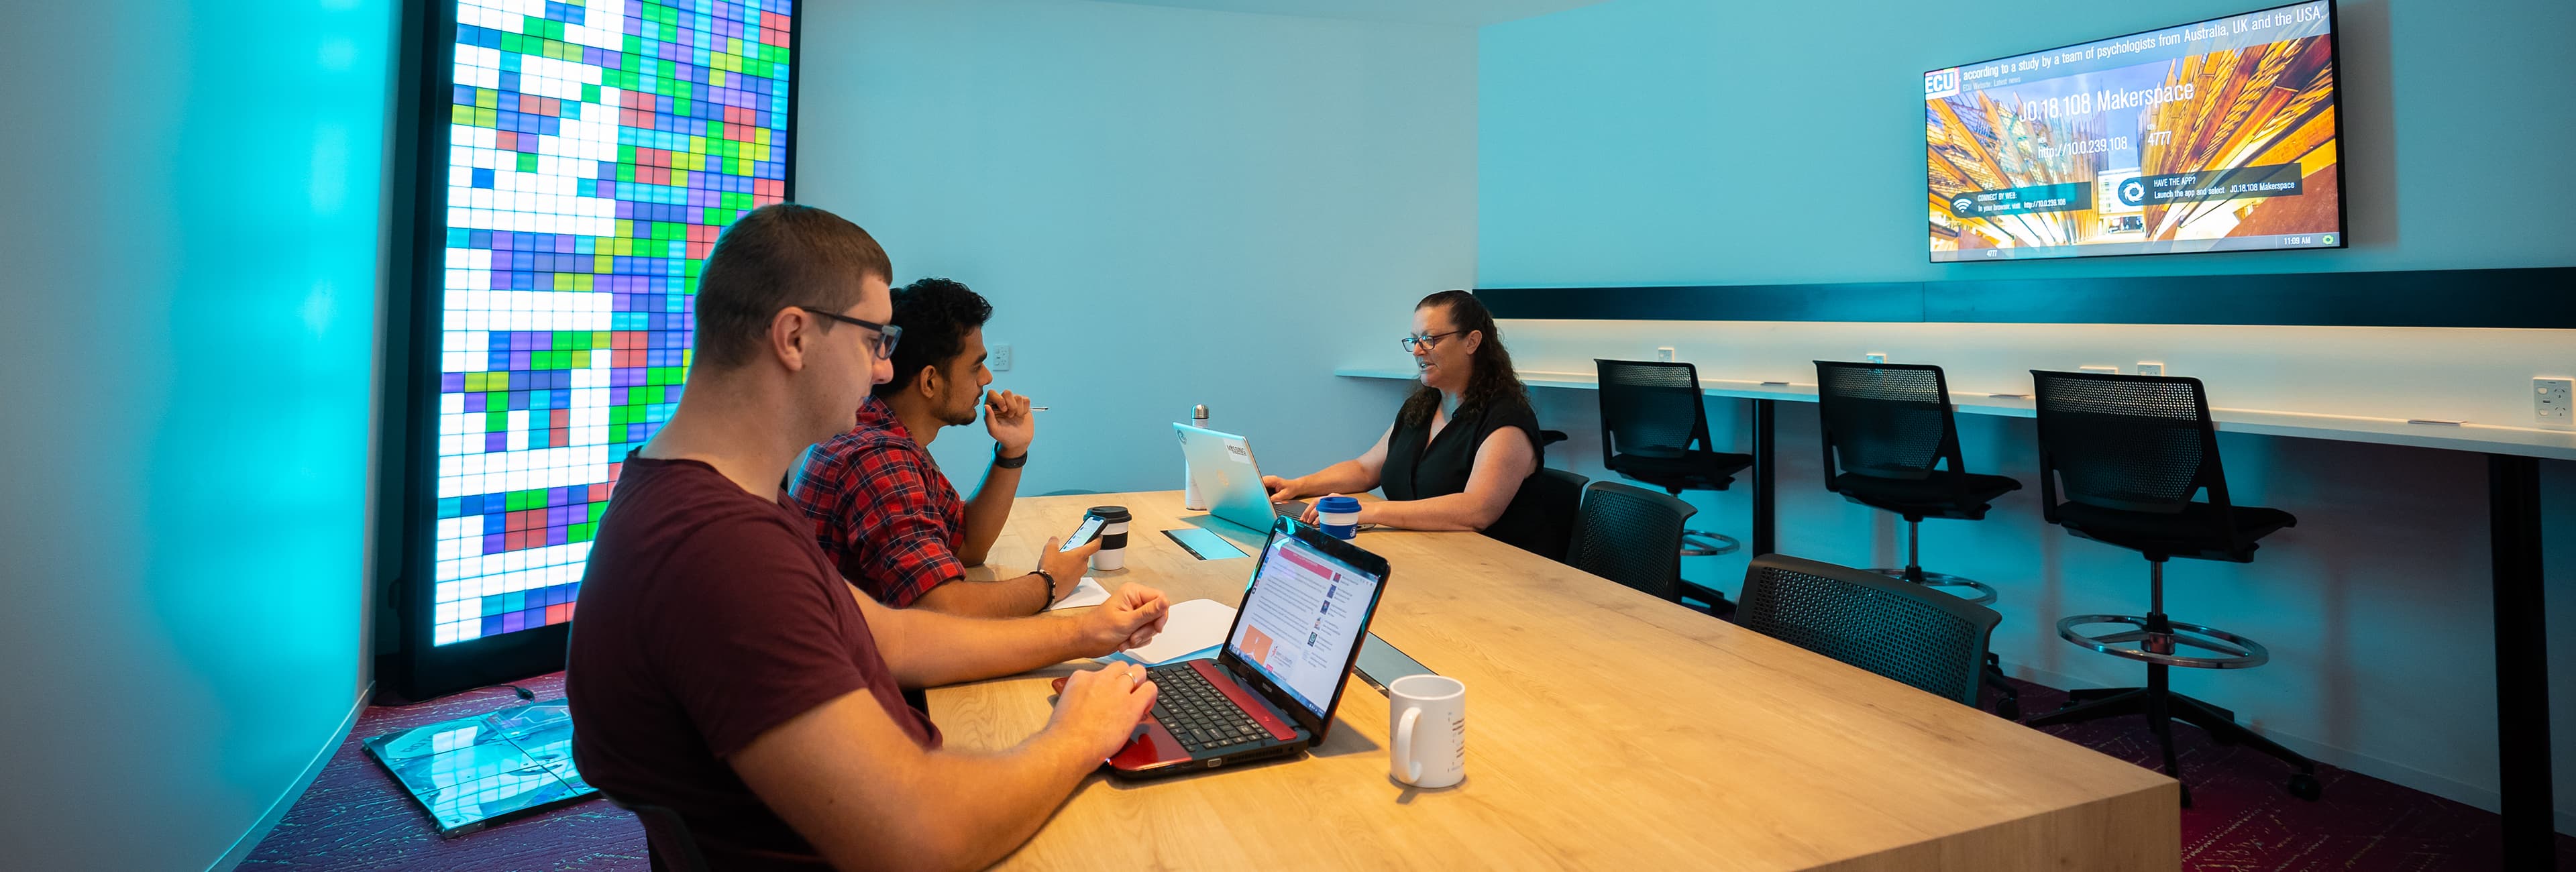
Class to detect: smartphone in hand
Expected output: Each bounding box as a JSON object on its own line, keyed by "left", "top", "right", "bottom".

{"left": 1061, "top": 514, "right": 1108, "bottom": 552}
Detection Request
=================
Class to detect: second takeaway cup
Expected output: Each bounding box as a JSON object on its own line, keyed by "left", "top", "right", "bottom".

{"left": 1087, "top": 506, "right": 1132, "bottom": 571}
{"left": 1316, "top": 495, "right": 1362, "bottom": 539}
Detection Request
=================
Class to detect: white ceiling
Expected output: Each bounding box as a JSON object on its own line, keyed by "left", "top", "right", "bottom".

{"left": 1083, "top": 0, "right": 1609, "bottom": 26}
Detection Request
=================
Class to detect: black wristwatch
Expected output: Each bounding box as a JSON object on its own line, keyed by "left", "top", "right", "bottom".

{"left": 993, "top": 444, "right": 1029, "bottom": 469}
{"left": 1031, "top": 567, "right": 1059, "bottom": 613}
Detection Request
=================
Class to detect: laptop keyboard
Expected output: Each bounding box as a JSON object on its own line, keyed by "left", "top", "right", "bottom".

{"left": 1148, "top": 663, "right": 1273, "bottom": 753}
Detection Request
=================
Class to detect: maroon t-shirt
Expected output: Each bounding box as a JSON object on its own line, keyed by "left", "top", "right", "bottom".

{"left": 568, "top": 455, "right": 941, "bottom": 869}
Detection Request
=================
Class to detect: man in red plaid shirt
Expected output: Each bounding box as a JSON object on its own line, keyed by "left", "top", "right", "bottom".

{"left": 790, "top": 278, "right": 1091, "bottom": 616}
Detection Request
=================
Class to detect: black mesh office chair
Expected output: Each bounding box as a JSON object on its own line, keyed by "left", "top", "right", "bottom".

{"left": 1524, "top": 467, "right": 1591, "bottom": 562}
{"left": 1565, "top": 481, "right": 1697, "bottom": 602}
{"left": 598, "top": 789, "right": 714, "bottom": 872}
{"left": 1596, "top": 360, "right": 1754, "bottom": 611}
{"left": 1814, "top": 360, "right": 2024, "bottom": 717}
{"left": 1737, "top": 554, "right": 2002, "bottom": 708}
{"left": 2023, "top": 370, "right": 2319, "bottom": 806}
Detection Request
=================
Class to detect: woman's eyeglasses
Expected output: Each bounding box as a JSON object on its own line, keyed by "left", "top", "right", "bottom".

{"left": 1400, "top": 330, "right": 1462, "bottom": 353}
{"left": 797, "top": 306, "right": 904, "bottom": 360}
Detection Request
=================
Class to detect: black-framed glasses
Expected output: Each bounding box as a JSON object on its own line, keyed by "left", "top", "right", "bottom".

{"left": 798, "top": 306, "right": 903, "bottom": 360}
{"left": 1400, "top": 330, "right": 1462, "bottom": 353}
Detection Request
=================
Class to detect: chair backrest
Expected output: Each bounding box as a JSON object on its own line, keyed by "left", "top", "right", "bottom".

{"left": 1565, "top": 481, "right": 1698, "bottom": 602}
{"left": 2028, "top": 370, "right": 2232, "bottom": 517}
{"left": 1813, "top": 361, "right": 1962, "bottom": 483}
{"left": 1523, "top": 466, "right": 1590, "bottom": 562}
{"left": 600, "top": 792, "right": 714, "bottom": 872}
{"left": 1595, "top": 360, "right": 1712, "bottom": 458}
{"left": 1736, "top": 554, "right": 2000, "bottom": 706}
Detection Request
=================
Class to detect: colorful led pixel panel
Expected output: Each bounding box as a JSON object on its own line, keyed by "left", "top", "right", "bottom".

{"left": 429, "top": 0, "right": 793, "bottom": 646}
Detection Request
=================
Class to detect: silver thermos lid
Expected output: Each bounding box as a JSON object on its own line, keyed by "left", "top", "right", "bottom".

{"left": 1193, "top": 404, "right": 1208, "bottom": 421}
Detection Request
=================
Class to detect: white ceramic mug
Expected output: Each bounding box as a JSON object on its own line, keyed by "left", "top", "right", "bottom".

{"left": 1389, "top": 674, "right": 1465, "bottom": 788}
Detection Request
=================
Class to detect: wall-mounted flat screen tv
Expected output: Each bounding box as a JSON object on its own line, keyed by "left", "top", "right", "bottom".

{"left": 1925, "top": 1, "right": 2343, "bottom": 262}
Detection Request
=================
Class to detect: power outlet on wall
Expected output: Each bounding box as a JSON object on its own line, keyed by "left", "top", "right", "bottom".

{"left": 2136, "top": 361, "right": 2165, "bottom": 376}
{"left": 2537, "top": 377, "right": 2574, "bottom": 428}
{"left": 990, "top": 343, "right": 1013, "bottom": 372}
{"left": 1656, "top": 347, "right": 1674, "bottom": 362}
{"left": 2080, "top": 364, "right": 2121, "bottom": 375}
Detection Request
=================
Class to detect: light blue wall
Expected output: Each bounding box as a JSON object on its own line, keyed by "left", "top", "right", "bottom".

{"left": 1478, "top": 0, "right": 2576, "bottom": 827}
{"left": 796, "top": 0, "right": 1474, "bottom": 495}
{"left": 1480, "top": 0, "right": 2576, "bottom": 284}
{"left": 0, "top": 1, "right": 397, "bottom": 869}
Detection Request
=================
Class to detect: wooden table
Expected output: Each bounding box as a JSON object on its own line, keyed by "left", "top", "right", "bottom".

{"left": 1347, "top": 364, "right": 2571, "bottom": 867}
{"left": 941, "top": 491, "right": 2177, "bottom": 871}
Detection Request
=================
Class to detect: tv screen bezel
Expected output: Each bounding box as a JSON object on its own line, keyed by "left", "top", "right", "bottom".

{"left": 1923, "top": 0, "right": 2348, "bottom": 264}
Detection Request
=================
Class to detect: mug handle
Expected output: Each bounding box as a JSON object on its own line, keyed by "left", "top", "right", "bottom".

{"left": 1393, "top": 706, "right": 1422, "bottom": 784}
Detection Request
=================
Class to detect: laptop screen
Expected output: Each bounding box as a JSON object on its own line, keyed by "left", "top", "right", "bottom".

{"left": 1226, "top": 534, "right": 1384, "bottom": 720}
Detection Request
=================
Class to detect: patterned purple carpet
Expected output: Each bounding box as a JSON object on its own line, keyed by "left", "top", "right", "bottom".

{"left": 1995, "top": 679, "right": 2573, "bottom": 871}
{"left": 244, "top": 672, "right": 2569, "bottom": 871}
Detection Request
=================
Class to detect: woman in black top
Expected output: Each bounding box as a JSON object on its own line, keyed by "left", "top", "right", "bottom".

{"left": 1265, "top": 290, "right": 1552, "bottom": 553}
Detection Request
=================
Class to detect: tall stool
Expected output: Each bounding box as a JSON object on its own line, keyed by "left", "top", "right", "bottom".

{"left": 2023, "top": 370, "right": 2320, "bottom": 806}
{"left": 1813, "top": 360, "right": 2024, "bottom": 718}
{"left": 1596, "top": 360, "right": 1754, "bottom": 612}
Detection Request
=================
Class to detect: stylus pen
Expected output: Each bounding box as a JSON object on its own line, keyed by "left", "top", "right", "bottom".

{"left": 1028, "top": 406, "right": 1049, "bottom": 411}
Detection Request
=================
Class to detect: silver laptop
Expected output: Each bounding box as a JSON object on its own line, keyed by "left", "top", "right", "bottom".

{"left": 1173, "top": 423, "right": 1307, "bottom": 533}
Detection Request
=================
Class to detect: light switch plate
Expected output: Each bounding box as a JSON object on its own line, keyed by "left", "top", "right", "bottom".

{"left": 2136, "top": 361, "right": 2165, "bottom": 376}
{"left": 2080, "top": 365, "right": 2121, "bottom": 375}
{"left": 1656, "top": 347, "right": 1674, "bottom": 363}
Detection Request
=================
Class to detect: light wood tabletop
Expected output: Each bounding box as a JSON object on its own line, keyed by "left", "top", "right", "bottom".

{"left": 941, "top": 491, "right": 2177, "bottom": 871}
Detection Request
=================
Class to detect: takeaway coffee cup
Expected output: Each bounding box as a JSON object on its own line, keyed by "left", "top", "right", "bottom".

{"left": 1087, "top": 506, "right": 1132, "bottom": 571}
{"left": 1316, "top": 495, "right": 1362, "bottom": 539}
{"left": 1389, "top": 674, "right": 1466, "bottom": 789}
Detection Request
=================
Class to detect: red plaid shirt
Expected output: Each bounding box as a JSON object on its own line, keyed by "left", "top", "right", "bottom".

{"left": 790, "top": 396, "right": 967, "bottom": 608}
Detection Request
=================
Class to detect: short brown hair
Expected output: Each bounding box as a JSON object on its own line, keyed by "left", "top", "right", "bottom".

{"left": 692, "top": 204, "right": 893, "bottom": 371}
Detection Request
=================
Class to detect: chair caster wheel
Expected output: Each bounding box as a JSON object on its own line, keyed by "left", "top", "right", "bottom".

{"left": 2287, "top": 772, "right": 2322, "bottom": 801}
{"left": 1994, "top": 698, "right": 2019, "bottom": 720}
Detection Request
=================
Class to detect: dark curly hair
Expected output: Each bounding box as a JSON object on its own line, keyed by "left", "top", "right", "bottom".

{"left": 873, "top": 277, "right": 994, "bottom": 398}
{"left": 1397, "top": 290, "right": 1527, "bottom": 429}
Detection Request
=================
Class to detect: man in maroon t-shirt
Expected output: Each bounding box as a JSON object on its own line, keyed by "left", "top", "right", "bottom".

{"left": 568, "top": 204, "right": 1169, "bottom": 871}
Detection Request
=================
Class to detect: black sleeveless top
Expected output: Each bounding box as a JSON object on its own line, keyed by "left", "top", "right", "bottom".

{"left": 1383, "top": 393, "right": 1550, "bottom": 555}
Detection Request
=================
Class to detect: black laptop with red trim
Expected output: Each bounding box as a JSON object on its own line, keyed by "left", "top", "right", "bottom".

{"left": 1056, "top": 517, "right": 1391, "bottom": 779}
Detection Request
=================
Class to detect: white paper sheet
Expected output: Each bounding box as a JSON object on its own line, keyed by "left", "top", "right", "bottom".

{"left": 1044, "top": 577, "right": 1111, "bottom": 611}
{"left": 1104, "top": 598, "right": 1237, "bottom": 666}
